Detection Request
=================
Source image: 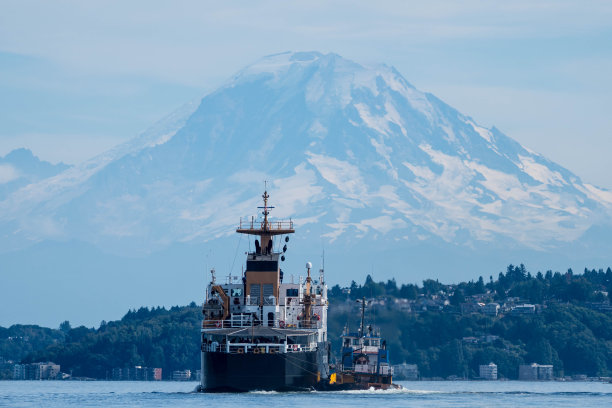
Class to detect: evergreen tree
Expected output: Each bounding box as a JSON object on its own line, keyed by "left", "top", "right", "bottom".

{"left": 59, "top": 320, "right": 71, "bottom": 334}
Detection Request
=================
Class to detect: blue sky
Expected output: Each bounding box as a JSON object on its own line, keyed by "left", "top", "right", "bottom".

{"left": 1, "top": 0, "right": 611, "bottom": 187}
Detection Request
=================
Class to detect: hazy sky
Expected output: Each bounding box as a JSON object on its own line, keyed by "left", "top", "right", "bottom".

{"left": 1, "top": 1, "right": 611, "bottom": 187}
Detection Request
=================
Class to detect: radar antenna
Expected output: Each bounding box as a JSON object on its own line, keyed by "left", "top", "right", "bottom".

{"left": 257, "top": 181, "right": 275, "bottom": 231}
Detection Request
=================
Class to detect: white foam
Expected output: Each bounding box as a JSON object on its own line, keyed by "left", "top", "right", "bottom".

{"left": 336, "top": 386, "right": 439, "bottom": 395}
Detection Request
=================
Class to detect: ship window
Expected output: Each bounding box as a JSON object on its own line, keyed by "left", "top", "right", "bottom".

{"left": 231, "top": 288, "right": 242, "bottom": 297}
{"left": 249, "top": 284, "right": 261, "bottom": 299}
{"left": 352, "top": 339, "right": 360, "bottom": 346}
{"left": 263, "top": 284, "right": 274, "bottom": 298}
{"left": 286, "top": 288, "right": 299, "bottom": 297}
{"left": 246, "top": 260, "right": 278, "bottom": 271}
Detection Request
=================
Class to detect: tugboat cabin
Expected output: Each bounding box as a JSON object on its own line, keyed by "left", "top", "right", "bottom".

{"left": 340, "top": 326, "right": 392, "bottom": 382}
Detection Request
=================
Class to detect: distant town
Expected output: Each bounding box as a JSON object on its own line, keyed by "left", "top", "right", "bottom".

{"left": 5, "top": 358, "right": 196, "bottom": 382}
{"left": 0, "top": 359, "right": 565, "bottom": 383}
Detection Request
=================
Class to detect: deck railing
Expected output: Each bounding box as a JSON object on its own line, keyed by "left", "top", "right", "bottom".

{"left": 352, "top": 364, "right": 394, "bottom": 375}
{"left": 202, "top": 318, "right": 323, "bottom": 330}
{"left": 202, "top": 342, "right": 316, "bottom": 354}
{"left": 354, "top": 364, "right": 377, "bottom": 374}
{"left": 238, "top": 218, "right": 294, "bottom": 231}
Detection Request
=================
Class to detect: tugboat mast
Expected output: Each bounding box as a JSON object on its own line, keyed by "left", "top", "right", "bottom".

{"left": 359, "top": 297, "right": 366, "bottom": 338}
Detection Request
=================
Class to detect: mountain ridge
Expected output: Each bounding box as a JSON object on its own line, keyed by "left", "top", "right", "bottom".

{"left": 0, "top": 148, "right": 71, "bottom": 201}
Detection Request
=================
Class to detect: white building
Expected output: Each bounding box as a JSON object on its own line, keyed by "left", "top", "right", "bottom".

{"left": 511, "top": 304, "right": 536, "bottom": 315}
{"left": 15, "top": 362, "right": 60, "bottom": 380}
{"left": 13, "top": 364, "right": 26, "bottom": 380}
{"left": 519, "top": 363, "right": 553, "bottom": 380}
{"left": 479, "top": 362, "right": 497, "bottom": 380}
{"left": 172, "top": 370, "right": 192, "bottom": 381}
{"left": 482, "top": 303, "right": 500, "bottom": 316}
{"left": 38, "top": 362, "right": 60, "bottom": 380}
{"left": 537, "top": 365, "right": 553, "bottom": 380}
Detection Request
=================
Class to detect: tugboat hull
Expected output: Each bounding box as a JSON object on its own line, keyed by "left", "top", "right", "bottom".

{"left": 201, "top": 350, "right": 324, "bottom": 392}
{"left": 315, "top": 371, "right": 401, "bottom": 391}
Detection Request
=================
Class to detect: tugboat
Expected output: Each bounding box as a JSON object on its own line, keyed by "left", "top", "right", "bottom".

{"left": 317, "top": 297, "right": 401, "bottom": 390}
{"left": 198, "top": 190, "right": 330, "bottom": 392}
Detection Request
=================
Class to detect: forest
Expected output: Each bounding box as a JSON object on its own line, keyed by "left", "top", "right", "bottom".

{"left": 1, "top": 264, "right": 611, "bottom": 379}
{"left": 328, "top": 265, "right": 612, "bottom": 378}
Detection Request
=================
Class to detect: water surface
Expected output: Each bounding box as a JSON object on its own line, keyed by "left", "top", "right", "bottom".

{"left": 1, "top": 380, "right": 611, "bottom": 407}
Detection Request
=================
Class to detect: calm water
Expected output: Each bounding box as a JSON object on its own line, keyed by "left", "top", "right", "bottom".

{"left": 1, "top": 380, "right": 611, "bottom": 408}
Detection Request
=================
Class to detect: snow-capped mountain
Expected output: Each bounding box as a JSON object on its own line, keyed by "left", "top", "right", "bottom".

{"left": 2, "top": 51, "right": 611, "bottom": 327}
{"left": 0, "top": 148, "right": 70, "bottom": 201}
{"left": 2, "top": 51, "right": 611, "bottom": 251}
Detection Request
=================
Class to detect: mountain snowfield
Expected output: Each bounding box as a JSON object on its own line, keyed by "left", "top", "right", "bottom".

{"left": 2, "top": 51, "right": 612, "bottom": 327}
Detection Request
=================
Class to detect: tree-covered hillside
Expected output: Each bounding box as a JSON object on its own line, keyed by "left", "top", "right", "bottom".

{"left": 329, "top": 265, "right": 612, "bottom": 378}
{"left": 3, "top": 264, "right": 611, "bottom": 379}
{"left": 20, "top": 304, "right": 201, "bottom": 379}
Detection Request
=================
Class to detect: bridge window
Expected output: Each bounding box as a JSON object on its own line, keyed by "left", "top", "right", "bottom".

{"left": 250, "top": 284, "right": 261, "bottom": 299}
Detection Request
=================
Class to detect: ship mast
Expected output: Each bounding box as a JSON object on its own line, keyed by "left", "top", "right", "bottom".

{"left": 236, "top": 189, "right": 294, "bottom": 254}
{"left": 235, "top": 188, "right": 294, "bottom": 306}
{"left": 261, "top": 190, "right": 270, "bottom": 230}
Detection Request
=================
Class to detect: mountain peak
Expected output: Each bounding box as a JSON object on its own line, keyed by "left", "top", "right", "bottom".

{"left": 231, "top": 51, "right": 402, "bottom": 88}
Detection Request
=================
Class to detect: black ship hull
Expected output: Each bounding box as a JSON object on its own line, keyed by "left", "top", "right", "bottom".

{"left": 200, "top": 349, "right": 327, "bottom": 392}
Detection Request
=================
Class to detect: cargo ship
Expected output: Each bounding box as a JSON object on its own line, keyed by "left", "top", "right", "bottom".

{"left": 198, "top": 190, "right": 329, "bottom": 392}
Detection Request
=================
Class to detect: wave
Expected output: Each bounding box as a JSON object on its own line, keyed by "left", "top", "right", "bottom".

{"left": 337, "top": 387, "right": 441, "bottom": 395}
{"left": 248, "top": 390, "right": 280, "bottom": 395}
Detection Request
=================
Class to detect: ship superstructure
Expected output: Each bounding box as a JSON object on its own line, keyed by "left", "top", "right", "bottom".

{"left": 199, "top": 191, "right": 329, "bottom": 392}
{"left": 320, "top": 298, "right": 398, "bottom": 390}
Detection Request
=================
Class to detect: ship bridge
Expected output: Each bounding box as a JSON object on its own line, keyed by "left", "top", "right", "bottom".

{"left": 236, "top": 190, "right": 294, "bottom": 307}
